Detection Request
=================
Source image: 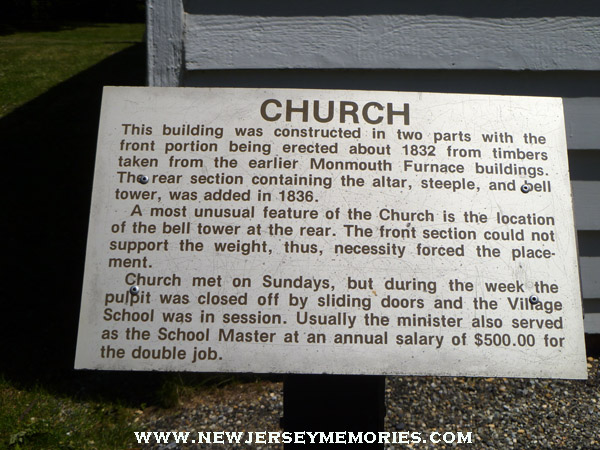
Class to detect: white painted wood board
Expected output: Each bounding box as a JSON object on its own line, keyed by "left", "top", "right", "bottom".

{"left": 184, "top": 15, "right": 600, "bottom": 71}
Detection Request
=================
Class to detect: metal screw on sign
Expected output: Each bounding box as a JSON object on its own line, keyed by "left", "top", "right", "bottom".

{"left": 138, "top": 175, "right": 149, "bottom": 184}
{"left": 521, "top": 183, "right": 532, "bottom": 193}
{"left": 529, "top": 294, "right": 540, "bottom": 304}
{"left": 129, "top": 285, "right": 140, "bottom": 295}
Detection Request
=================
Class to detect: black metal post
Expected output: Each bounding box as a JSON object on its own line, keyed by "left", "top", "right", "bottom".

{"left": 282, "top": 375, "right": 386, "bottom": 448}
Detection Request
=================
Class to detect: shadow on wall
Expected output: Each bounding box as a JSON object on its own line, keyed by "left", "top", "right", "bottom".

{"left": 0, "top": 42, "right": 166, "bottom": 399}
{"left": 184, "top": 0, "right": 600, "bottom": 18}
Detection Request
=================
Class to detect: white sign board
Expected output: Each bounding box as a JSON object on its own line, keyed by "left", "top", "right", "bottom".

{"left": 75, "top": 87, "right": 587, "bottom": 379}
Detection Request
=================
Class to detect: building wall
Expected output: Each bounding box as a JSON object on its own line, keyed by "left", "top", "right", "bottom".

{"left": 147, "top": 0, "right": 600, "bottom": 332}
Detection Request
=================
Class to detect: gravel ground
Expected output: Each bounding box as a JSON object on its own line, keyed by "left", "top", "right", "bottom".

{"left": 138, "top": 357, "right": 599, "bottom": 449}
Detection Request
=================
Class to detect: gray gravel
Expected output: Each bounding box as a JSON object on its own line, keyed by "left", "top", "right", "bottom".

{"left": 139, "top": 357, "right": 599, "bottom": 449}
{"left": 385, "top": 356, "right": 600, "bottom": 449}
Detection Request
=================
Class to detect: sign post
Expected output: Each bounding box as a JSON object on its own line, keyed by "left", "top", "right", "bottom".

{"left": 283, "top": 374, "right": 385, "bottom": 448}
{"left": 76, "top": 86, "right": 586, "bottom": 439}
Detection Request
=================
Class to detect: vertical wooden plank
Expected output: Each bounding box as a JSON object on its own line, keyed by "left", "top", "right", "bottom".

{"left": 147, "top": 0, "right": 184, "bottom": 86}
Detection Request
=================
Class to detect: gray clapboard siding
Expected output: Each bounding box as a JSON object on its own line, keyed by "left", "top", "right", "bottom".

{"left": 183, "top": 69, "right": 600, "bottom": 98}
{"left": 183, "top": 2, "right": 600, "bottom": 17}
{"left": 584, "top": 314, "right": 600, "bottom": 334}
{"left": 572, "top": 181, "right": 600, "bottom": 231}
{"left": 584, "top": 298, "right": 600, "bottom": 314}
{"left": 564, "top": 99, "right": 600, "bottom": 151}
{"left": 181, "top": 71, "right": 600, "bottom": 150}
{"left": 184, "top": 15, "right": 600, "bottom": 71}
{"left": 147, "top": 0, "right": 184, "bottom": 86}
{"left": 150, "top": 3, "right": 600, "bottom": 331}
{"left": 584, "top": 298, "right": 600, "bottom": 334}
{"left": 582, "top": 258, "right": 600, "bottom": 299}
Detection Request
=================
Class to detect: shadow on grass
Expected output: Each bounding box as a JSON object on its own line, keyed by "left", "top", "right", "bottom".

{"left": 0, "top": 42, "right": 172, "bottom": 404}
{"left": 0, "top": 22, "right": 74, "bottom": 35}
{"left": 0, "top": 21, "right": 125, "bottom": 36}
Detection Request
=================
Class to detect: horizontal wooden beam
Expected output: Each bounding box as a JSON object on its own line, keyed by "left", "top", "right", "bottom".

{"left": 185, "top": 15, "right": 600, "bottom": 71}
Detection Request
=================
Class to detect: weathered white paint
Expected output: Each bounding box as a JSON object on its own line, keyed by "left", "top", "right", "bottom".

{"left": 572, "top": 181, "right": 600, "bottom": 231}
{"left": 147, "top": 0, "right": 184, "bottom": 86}
{"left": 76, "top": 87, "right": 586, "bottom": 377}
{"left": 184, "top": 15, "right": 600, "bottom": 71}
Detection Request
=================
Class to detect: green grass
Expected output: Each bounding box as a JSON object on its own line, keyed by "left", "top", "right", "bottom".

{"left": 0, "top": 23, "right": 146, "bottom": 449}
{"left": 0, "top": 23, "right": 145, "bottom": 117}
{"left": 0, "top": 377, "right": 139, "bottom": 450}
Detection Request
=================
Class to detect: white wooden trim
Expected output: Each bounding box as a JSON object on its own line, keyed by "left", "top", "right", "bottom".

{"left": 147, "top": 0, "right": 184, "bottom": 86}
{"left": 184, "top": 15, "right": 600, "bottom": 71}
